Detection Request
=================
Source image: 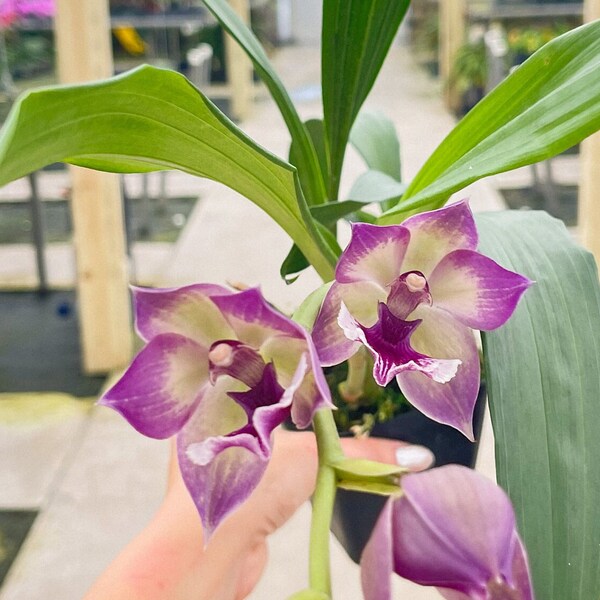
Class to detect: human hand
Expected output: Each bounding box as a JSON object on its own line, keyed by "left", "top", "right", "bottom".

{"left": 85, "top": 429, "right": 434, "bottom": 600}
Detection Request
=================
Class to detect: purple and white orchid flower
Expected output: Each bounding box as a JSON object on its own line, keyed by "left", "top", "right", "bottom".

{"left": 312, "top": 201, "right": 531, "bottom": 439}
{"left": 100, "top": 284, "right": 332, "bottom": 536}
{"left": 361, "top": 465, "right": 534, "bottom": 600}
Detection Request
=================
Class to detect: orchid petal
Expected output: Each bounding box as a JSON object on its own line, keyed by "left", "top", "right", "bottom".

{"left": 401, "top": 200, "right": 478, "bottom": 277}
{"left": 360, "top": 500, "right": 394, "bottom": 600}
{"left": 289, "top": 360, "right": 330, "bottom": 428}
{"left": 395, "top": 466, "right": 516, "bottom": 591}
{"left": 211, "top": 288, "right": 303, "bottom": 347}
{"left": 336, "top": 222, "right": 410, "bottom": 287}
{"left": 312, "top": 281, "right": 385, "bottom": 366}
{"left": 181, "top": 439, "right": 267, "bottom": 539}
{"left": 339, "top": 302, "right": 461, "bottom": 387}
{"left": 507, "top": 537, "right": 534, "bottom": 600}
{"left": 438, "top": 590, "right": 470, "bottom": 600}
{"left": 261, "top": 336, "right": 333, "bottom": 427}
{"left": 177, "top": 377, "right": 268, "bottom": 538}
{"left": 260, "top": 336, "right": 307, "bottom": 385}
{"left": 133, "top": 284, "right": 234, "bottom": 344}
{"left": 396, "top": 307, "right": 479, "bottom": 439}
{"left": 99, "top": 333, "right": 208, "bottom": 439}
{"left": 429, "top": 249, "right": 532, "bottom": 331}
{"left": 392, "top": 466, "right": 532, "bottom": 600}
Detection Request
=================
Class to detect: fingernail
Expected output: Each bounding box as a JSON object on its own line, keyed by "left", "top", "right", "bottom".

{"left": 395, "top": 445, "right": 435, "bottom": 471}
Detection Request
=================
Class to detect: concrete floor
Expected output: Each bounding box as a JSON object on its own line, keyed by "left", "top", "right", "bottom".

{"left": 0, "top": 41, "right": 556, "bottom": 599}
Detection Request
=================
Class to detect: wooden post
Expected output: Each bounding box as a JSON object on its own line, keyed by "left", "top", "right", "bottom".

{"left": 580, "top": 1, "right": 600, "bottom": 262}
{"left": 439, "top": 0, "right": 467, "bottom": 111}
{"left": 224, "top": 0, "right": 253, "bottom": 120}
{"left": 55, "top": 0, "right": 132, "bottom": 373}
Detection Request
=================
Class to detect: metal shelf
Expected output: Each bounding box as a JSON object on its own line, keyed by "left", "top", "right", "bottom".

{"left": 15, "top": 11, "right": 216, "bottom": 31}
{"left": 470, "top": 2, "right": 583, "bottom": 21}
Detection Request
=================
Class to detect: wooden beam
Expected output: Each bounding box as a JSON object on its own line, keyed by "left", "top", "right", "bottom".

{"left": 224, "top": 0, "right": 253, "bottom": 120}
{"left": 439, "top": 0, "right": 467, "bottom": 111}
{"left": 55, "top": 0, "right": 132, "bottom": 373}
{"left": 580, "top": 0, "right": 600, "bottom": 262}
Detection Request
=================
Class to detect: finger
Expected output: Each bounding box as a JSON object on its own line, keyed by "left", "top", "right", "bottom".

{"left": 225, "top": 430, "right": 318, "bottom": 537}
{"left": 340, "top": 437, "right": 435, "bottom": 472}
{"left": 235, "top": 541, "right": 268, "bottom": 600}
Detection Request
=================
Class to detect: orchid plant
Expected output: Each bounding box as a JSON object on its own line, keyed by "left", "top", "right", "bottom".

{"left": 0, "top": 1, "right": 600, "bottom": 598}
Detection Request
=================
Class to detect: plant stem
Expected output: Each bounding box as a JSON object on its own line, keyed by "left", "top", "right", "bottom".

{"left": 338, "top": 347, "right": 368, "bottom": 403}
{"left": 309, "top": 409, "right": 344, "bottom": 596}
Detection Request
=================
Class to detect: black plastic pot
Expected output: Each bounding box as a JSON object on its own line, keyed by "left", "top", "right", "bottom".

{"left": 330, "top": 386, "right": 487, "bottom": 563}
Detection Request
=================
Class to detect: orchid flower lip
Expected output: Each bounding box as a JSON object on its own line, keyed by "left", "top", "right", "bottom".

{"left": 338, "top": 301, "right": 461, "bottom": 388}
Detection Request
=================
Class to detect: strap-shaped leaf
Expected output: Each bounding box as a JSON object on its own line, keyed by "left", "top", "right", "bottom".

{"left": 380, "top": 20, "right": 600, "bottom": 223}
{"left": 322, "top": 0, "right": 410, "bottom": 199}
{"left": 289, "top": 118, "right": 329, "bottom": 207}
{"left": 477, "top": 211, "right": 600, "bottom": 600}
{"left": 311, "top": 199, "right": 376, "bottom": 225}
{"left": 280, "top": 221, "right": 341, "bottom": 284}
{"left": 280, "top": 196, "right": 386, "bottom": 283}
{"left": 202, "top": 0, "right": 327, "bottom": 205}
{"left": 349, "top": 110, "right": 401, "bottom": 181}
{"left": 348, "top": 170, "right": 406, "bottom": 207}
{"left": 0, "top": 65, "right": 335, "bottom": 279}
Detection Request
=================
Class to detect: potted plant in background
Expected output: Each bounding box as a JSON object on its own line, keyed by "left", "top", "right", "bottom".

{"left": 506, "top": 22, "right": 571, "bottom": 66}
{"left": 0, "top": 1, "right": 600, "bottom": 597}
{"left": 451, "top": 37, "right": 487, "bottom": 116}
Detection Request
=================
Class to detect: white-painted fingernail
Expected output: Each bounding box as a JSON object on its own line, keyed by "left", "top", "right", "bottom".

{"left": 395, "top": 445, "right": 435, "bottom": 470}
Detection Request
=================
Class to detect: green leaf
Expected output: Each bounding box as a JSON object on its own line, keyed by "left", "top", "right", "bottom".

{"left": 280, "top": 243, "right": 308, "bottom": 285}
{"left": 280, "top": 222, "right": 341, "bottom": 284}
{"left": 292, "top": 282, "right": 332, "bottom": 330}
{"left": 202, "top": 0, "right": 326, "bottom": 205}
{"left": 349, "top": 109, "right": 401, "bottom": 180}
{"left": 380, "top": 20, "right": 600, "bottom": 223}
{"left": 0, "top": 65, "right": 335, "bottom": 280}
{"left": 477, "top": 211, "right": 600, "bottom": 600}
{"left": 290, "top": 119, "right": 329, "bottom": 200}
{"left": 311, "top": 199, "right": 375, "bottom": 225}
{"left": 332, "top": 458, "right": 404, "bottom": 481}
{"left": 348, "top": 170, "right": 407, "bottom": 207}
{"left": 337, "top": 480, "right": 401, "bottom": 496}
{"left": 322, "top": 0, "right": 410, "bottom": 199}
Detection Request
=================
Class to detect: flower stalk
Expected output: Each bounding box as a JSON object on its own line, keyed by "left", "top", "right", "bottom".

{"left": 309, "top": 409, "right": 344, "bottom": 596}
